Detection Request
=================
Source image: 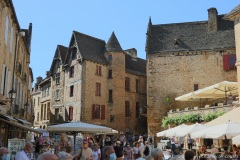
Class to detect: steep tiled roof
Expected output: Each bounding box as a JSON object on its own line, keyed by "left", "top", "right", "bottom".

{"left": 58, "top": 45, "right": 68, "bottom": 63}
{"left": 147, "top": 15, "right": 235, "bottom": 54}
{"left": 73, "top": 31, "right": 108, "bottom": 65}
{"left": 106, "top": 32, "right": 123, "bottom": 52}
{"left": 125, "top": 54, "right": 146, "bottom": 76}
{"left": 224, "top": 4, "right": 240, "bottom": 20}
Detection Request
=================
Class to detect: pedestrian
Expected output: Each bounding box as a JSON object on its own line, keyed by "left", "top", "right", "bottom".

{"left": 113, "top": 141, "right": 123, "bottom": 160}
{"left": 0, "top": 147, "right": 10, "bottom": 160}
{"left": 37, "top": 152, "right": 58, "bottom": 160}
{"left": 143, "top": 141, "right": 150, "bottom": 157}
{"left": 184, "top": 150, "right": 194, "bottom": 160}
{"left": 151, "top": 148, "right": 164, "bottom": 160}
{"left": 92, "top": 143, "right": 101, "bottom": 160}
{"left": 133, "top": 141, "right": 140, "bottom": 159}
{"left": 178, "top": 137, "right": 184, "bottom": 149}
{"left": 75, "top": 140, "right": 93, "bottom": 160}
{"left": 57, "top": 151, "right": 73, "bottom": 160}
{"left": 123, "top": 142, "right": 133, "bottom": 160}
{"left": 102, "top": 146, "right": 117, "bottom": 160}
{"left": 187, "top": 135, "right": 193, "bottom": 150}
{"left": 15, "top": 142, "right": 33, "bottom": 160}
{"left": 169, "top": 148, "right": 184, "bottom": 160}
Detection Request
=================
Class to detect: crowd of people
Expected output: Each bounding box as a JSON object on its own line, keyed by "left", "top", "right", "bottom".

{"left": 0, "top": 134, "right": 198, "bottom": 160}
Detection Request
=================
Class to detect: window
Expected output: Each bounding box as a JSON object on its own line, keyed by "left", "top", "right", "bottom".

{"left": 46, "top": 87, "right": 49, "bottom": 96}
{"left": 96, "top": 65, "right": 102, "bottom": 76}
{"left": 47, "top": 102, "right": 50, "bottom": 120}
{"left": 223, "top": 54, "right": 236, "bottom": 71}
{"left": 95, "top": 83, "right": 101, "bottom": 96}
{"left": 10, "top": 27, "right": 14, "bottom": 53}
{"left": 4, "top": 15, "right": 9, "bottom": 45}
{"left": 55, "top": 108, "right": 60, "bottom": 120}
{"left": 56, "top": 73, "right": 60, "bottom": 84}
{"left": 136, "top": 79, "right": 139, "bottom": 92}
{"left": 194, "top": 84, "right": 198, "bottom": 91}
{"left": 108, "top": 55, "right": 112, "bottom": 61}
{"left": 41, "top": 104, "right": 44, "bottom": 120}
{"left": 38, "top": 97, "right": 40, "bottom": 105}
{"left": 92, "top": 104, "right": 105, "bottom": 120}
{"left": 33, "top": 99, "right": 35, "bottom": 107}
{"left": 125, "top": 77, "right": 130, "bottom": 91}
{"left": 69, "top": 66, "right": 74, "bottom": 78}
{"left": 136, "top": 102, "right": 140, "bottom": 118}
{"left": 125, "top": 101, "right": 130, "bottom": 117}
{"left": 70, "top": 85, "right": 74, "bottom": 97}
{"left": 44, "top": 104, "right": 47, "bottom": 120}
{"left": 1, "top": 65, "right": 7, "bottom": 95}
{"left": 69, "top": 106, "right": 73, "bottom": 121}
{"left": 71, "top": 47, "right": 77, "bottom": 60}
{"left": 108, "top": 90, "right": 113, "bottom": 103}
{"left": 55, "top": 89, "right": 60, "bottom": 100}
{"left": 37, "top": 112, "right": 39, "bottom": 121}
{"left": 108, "top": 70, "right": 112, "bottom": 79}
{"left": 110, "top": 115, "right": 115, "bottom": 123}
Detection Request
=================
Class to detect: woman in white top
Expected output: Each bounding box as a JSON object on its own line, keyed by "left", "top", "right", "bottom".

{"left": 92, "top": 143, "right": 101, "bottom": 160}
{"left": 133, "top": 142, "right": 140, "bottom": 159}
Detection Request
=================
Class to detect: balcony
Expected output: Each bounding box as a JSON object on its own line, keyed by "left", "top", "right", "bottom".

{"left": 167, "top": 102, "right": 239, "bottom": 118}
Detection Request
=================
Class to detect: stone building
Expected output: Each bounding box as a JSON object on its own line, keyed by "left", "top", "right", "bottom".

{"left": 38, "top": 77, "right": 51, "bottom": 129}
{"left": 38, "top": 31, "right": 147, "bottom": 134}
{"left": 146, "top": 8, "right": 237, "bottom": 135}
{"left": 224, "top": 5, "right": 240, "bottom": 99}
{"left": 49, "top": 45, "right": 68, "bottom": 124}
{"left": 32, "top": 76, "right": 42, "bottom": 128}
{"left": 0, "top": 0, "right": 36, "bottom": 147}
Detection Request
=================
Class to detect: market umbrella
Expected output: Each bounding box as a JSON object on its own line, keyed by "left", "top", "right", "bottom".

{"left": 156, "top": 124, "right": 188, "bottom": 137}
{"left": 206, "top": 107, "right": 240, "bottom": 126}
{"left": 174, "top": 123, "right": 209, "bottom": 137}
{"left": 191, "top": 122, "right": 240, "bottom": 139}
{"left": 232, "top": 135, "right": 240, "bottom": 145}
{"left": 47, "top": 121, "right": 113, "bottom": 153}
{"left": 193, "top": 81, "right": 238, "bottom": 103}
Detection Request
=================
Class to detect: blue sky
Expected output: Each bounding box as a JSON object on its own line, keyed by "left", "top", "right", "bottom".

{"left": 12, "top": 0, "right": 239, "bottom": 80}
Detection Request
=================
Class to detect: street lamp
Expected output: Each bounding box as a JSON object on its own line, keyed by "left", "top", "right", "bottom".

{"left": 8, "top": 90, "right": 16, "bottom": 99}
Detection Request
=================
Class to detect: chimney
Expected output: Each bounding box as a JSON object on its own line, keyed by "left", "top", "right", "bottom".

{"left": 208, "top": 8, "right": 218, "bottom": 32}
{"left": 27, "top": 23, "right": 32, "bottom": 51}
{"left": 36, "top": 76, "right": 42, "bottom": 84}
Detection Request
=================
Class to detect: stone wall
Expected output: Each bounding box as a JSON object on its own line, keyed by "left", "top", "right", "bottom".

{"left": 147, "top": 49, "right": 237, "bottom": 135}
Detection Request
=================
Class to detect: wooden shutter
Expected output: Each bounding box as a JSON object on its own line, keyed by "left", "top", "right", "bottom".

{"left": 69, "top": 106, "right": 73, "bottom": 121}
{"left": 101, "top": 105, "right": 105, "bottom": 120}
{"left": 92, "top": 104, "right": 96, "bottom": 119}
{"left": 99, "top": 66, "right": 101, "bottom": 75}
{"left": 223, "top": 55, "right": 230, "bottom": 71}
{"left": 96, "top": 65, "right": 98, "bottom": 75}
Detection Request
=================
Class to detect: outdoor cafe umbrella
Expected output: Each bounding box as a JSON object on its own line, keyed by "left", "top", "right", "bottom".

{"left": 232, "top": 134, "right": 240, "bottom": 145}
{"left": 193, "top": 81, "right": 238, "bottom": 102}
{"left": 174, "top": 123, "right": 209, "bottom": 137}
{"left": 156, "top": 124, "right": 188, "bottom": 137}
{"left": 191, "top": 122, "right": 240, "bottom": 139}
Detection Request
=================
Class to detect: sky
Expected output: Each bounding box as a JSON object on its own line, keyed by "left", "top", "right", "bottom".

{"left": 12, "top": 0, "right": 239, "bottom": 81}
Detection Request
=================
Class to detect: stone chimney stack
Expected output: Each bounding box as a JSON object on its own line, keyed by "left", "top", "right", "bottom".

{"left": 27, "top": 23, "right": 32, "bottom": 51}
{"left": 208, "top": 8, "right": 218, "bottom": 32}
{"left": 36, "top": 76, "right": 42, "bottom": 84}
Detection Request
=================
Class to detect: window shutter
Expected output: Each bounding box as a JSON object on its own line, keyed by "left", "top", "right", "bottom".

{"left": 92, "top": 104, "right": 95, "bottom": 119}
{"left": 69, "top": 106, "right": 73, "bottom": 121}
{"left": 96, "top": 65, "right": 98, "bottom": 75}
{"left": 101, "top": 105, "right": 105, "bottom": 120}
{"left": 7, "top": 71, "right": 11, "bottom": 98}
{"left": 99, "top": 66, "right": 101, "bottom": 75}
{"left": 223, "top": 55, "right": 230, "bottom": 71}
{"left": 95, "top": 83, "right": 98, "bottom": 96}
{"left": 1, "top": 65, "right": 6, "bottom": 94}
{"left": 229, "top": 54, "right": 236, "bottom": 69}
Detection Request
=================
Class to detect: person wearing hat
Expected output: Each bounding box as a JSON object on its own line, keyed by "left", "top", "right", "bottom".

{"left": 114, "top": 141, "right": 123, "bottom": 160}
{"left": 123, "top": 142, "right": 133, "bottom": 160}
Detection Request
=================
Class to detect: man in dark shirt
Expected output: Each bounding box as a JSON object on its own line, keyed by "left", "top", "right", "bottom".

{"left": 114, "top": 141, "right": 123, "bottom": 159}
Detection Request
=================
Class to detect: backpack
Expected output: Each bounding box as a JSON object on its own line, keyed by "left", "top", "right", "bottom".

{"left": 143, "top": 146, "right": 150, "bottom": 156}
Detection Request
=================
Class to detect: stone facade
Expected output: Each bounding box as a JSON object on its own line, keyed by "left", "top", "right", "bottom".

{"left": 35, "top": 31, "right": 147, "bottom": 134}
{"left": 146, "top": 8, "right": 237, "bottom": 136}
{"left": 0, "top": 0, "right": 33, "bottom": 120}
{"left": 32, "top": 76, "right": 42, "bottom": 128}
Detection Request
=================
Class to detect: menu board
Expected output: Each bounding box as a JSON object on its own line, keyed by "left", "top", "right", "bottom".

{"left": 8, "top": 139, "right": 25, "bottom": 160}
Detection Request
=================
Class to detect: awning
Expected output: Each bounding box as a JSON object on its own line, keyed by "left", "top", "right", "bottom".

{"left": 0, "top": 118, "right": 41, "bottom": 134}
{"left": 14, "top": 118, "right": 32, "bottom": 126}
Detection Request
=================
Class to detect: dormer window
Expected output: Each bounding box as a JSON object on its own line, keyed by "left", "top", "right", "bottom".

{"left": 71, "top": 47, "right": 77, "bottom": 60}
{"left": 174, "top": 38, "right": 180, "bottom": 47}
